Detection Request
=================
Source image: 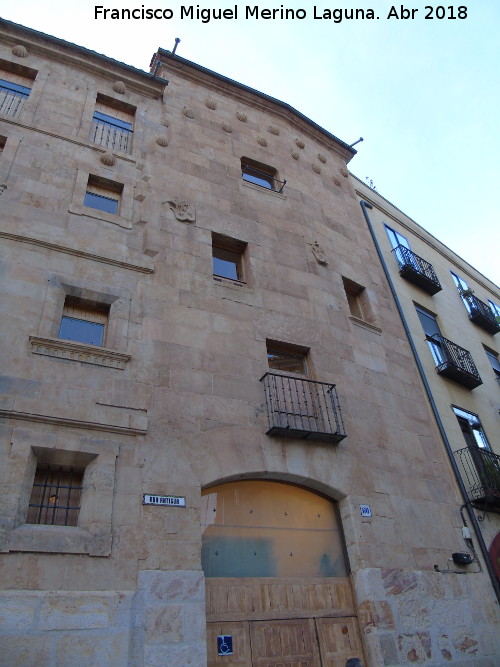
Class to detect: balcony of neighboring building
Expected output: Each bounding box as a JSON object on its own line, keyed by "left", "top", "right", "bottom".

{"left": 260, "top": 372, "right": 347, "bottom": 443}
{"left": 392, "top": 244, "right": 442, "bottom": 295}
{"left": 429, "top": 334, "right": 482, "bottom": 389}
{"left": 454, "top": 446, "right": 500, "bottom": 513}
{"left": 460, "top": 290, "right": 500, "bottom": 335}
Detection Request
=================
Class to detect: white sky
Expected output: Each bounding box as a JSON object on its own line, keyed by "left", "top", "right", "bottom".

{"left": 2, "top": 1, "right": 499, "bottom": 287}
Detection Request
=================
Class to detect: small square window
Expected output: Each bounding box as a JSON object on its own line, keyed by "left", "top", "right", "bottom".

{"left": 266, "top": 340, "right": 308, "bottom": 375}
{"left": 27, "top": 465, "right": 83, "bottom": 527}
{"left": 84, "top": 175, "right": 122, "bottom": 215}
{"left": 241, "top": 157, "right": 283, "bottom": 192}
{"left": 212, "top": 233, "right": 247, "bottom": 284}
{"left": 59, "top": 296, "right": 109, "bottom": 346}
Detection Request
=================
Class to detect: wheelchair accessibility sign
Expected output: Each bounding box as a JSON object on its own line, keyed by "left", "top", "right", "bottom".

{"left": 217, "top": 635, "right": 233, "bottom": 655}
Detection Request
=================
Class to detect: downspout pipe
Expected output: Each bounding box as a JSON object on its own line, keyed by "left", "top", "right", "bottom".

{"left": 360, "top": 199, "right": 500, "bottom": 604}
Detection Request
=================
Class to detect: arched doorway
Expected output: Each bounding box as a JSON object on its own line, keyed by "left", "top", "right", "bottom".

{"left": 202, "top": 480, "right": 365, "bottom": 666}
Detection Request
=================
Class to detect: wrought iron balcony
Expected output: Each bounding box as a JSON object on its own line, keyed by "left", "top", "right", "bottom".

{"left": 460, "top": 291, "right": 500, "bottom": 335}
{"left": 430, "top": 334, "right": 482, "bottom": 389}
{"left": 0, "top": 79, "right": 30, "bottom": 118}
{"left": 260, "top": 372, "right": 347, "bottom": 442}
{"left": 392, "top": 245, "right": 442, "bottom": 295}
{"left": 454, "top": 446, "right": 500, "bottom": 513}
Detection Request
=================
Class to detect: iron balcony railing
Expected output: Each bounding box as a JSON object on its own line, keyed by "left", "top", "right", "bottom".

{"left": 260, "top": 372, "right": 347, "bottom": 442}
{"left": 429, "top": 334, "right": 482, "bottom": 389}
{"left": 454, "top": 446, "right": 500, "bottom": 512}
{"left": 392, "top": 245, "right": 442, "bottom": 295}
{"left": 0, "top": 80, "right": 30, "bottom": 118}
{"left": 242, "top": 165, "right": 286, "bottom": 193}
{"left": 91, "top": 114, "right": 132, "bottom": 154}
{"left": 460, "top": 291, "right": 500, "bottom": 335}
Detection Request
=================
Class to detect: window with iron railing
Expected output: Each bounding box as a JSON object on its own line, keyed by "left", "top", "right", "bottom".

{"left": 241, "top": 157, "right": 285, "bottom": 193}
{"left": 0, "top": 78, "right": 31, "bottom": 118}
{"left": 91, "top": 110, "right": 133, "bottom": 153}
{"left": 385, "top": 226, "right": 441, "bottom": 294}
{"left": 451, "top": 272, "right": 499, "bottom": 335}
{"left": 27, "top": 465, "right": 83, "bottom": 527}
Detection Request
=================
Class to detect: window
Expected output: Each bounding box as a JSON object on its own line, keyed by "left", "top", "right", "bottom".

{"left": 241, "top": 157, "right": 283, "bottom": 192}
{"left": 484, "top": 346, "right": 500, "bottom": 380}
{"left": 27, "top": 465, "right": 83, "bottom": 527}
{"left": 212, "top": 233, "right": 247, "bottom": 283}
{"left": 488, "top": 300, "right": 500, "bottom": 321}
{"left": 451, "top": 272, "right": 473, "bottom": 313}
{"left": 84, "top": 175, "right": 121, "bottom": 215}
{"left": 0, "top": 68, "right": 33, "bottom": 118}
{"left": 385, "top": 225, "right": 412, "bottom": 266}
{"left": 91, "top": 95, "right": 134, "bottom": 153}
{"left": 415, "top": 305, "right": 446, "bottom": 365}
{"left": 453, "top": 406, "right": 491, "bottom": 451}
{"left": 342, "top": 277, "right": 374, "bottom": 323}
{"left": 59, "top": 296, "right": 109, "bottom": 346}
{"left": 0, "top": 135, "right": 6, "bottom": 155}
{"left": 267, "top": 340, "right": 308, "bottom": 375}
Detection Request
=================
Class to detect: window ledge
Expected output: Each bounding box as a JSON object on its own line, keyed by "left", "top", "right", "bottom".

{"left": 241, "top": 180, "right": 286, "bottom": 199}
{"left": 212, "top": 275, "right": 252, "bottom": 291}
{"left": 1, "top": 523, "right": 110, "bottom": 556}
{"left": 349, "top": 316, "right": 382, "bottom": 335}
{"left": 30, "top": 335, "right": 130, "bottom": 369}
{"left": 68, "top": 202, "right": 132, "bottom": 229}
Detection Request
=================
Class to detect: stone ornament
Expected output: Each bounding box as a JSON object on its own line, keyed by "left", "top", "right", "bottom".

{"left": 113, "top": 80, "right": 126, "bottom": 94}
{"left": 312, "top": 164, "right": 321, "bottom": 174}
{"left": 318, "top": 154, "right": 327, "bottom": 164}
{"left": 257, "top": 136, "right": 267, "bottom": 147}
{"left": 295, "top": 138, "right": 305, "bottom": 149}
{"left": 291, "top": 150, "right": 300, "bottom": 160}
{"left": 221, "top": 123, "right": 232, "bottom": 133}
{"left": 205, "top": 98, "right": 216, "bottom": 110}
{"left": 0, "top": 183, "right": 7, "bottom": 195}
{"left": 12, "top": 45, "right": 28, "bottom": 58}
{"left": 161, "top": 118, "right": 170, "bottom": 127}
{"left": 236, "top": 112, "right": 247, "bottom": 122}
{"left": 333, "top": 177, "right": 341, "bottom": 187}
{"left": 166, "top": 198, "right": 196, "bottom": 222}
{"left": 100, "top": 151, "right": 116, "bottom": 166}
{"left": 268, "top": 125, "right": 280, "bottom": 135}
{"left": 340, "top": 167, "right": 348, "bottom": 178}
{"left": 309, "top": 241, "right": 328, "bottom": 265}
{"left": 156, "top": 136, "right": 169, "bottom": 147}
{"left": 183, "top": 106, "right": 195, "bottom": 119}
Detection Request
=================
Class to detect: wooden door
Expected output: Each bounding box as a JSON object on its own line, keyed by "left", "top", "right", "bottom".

{"left": 250, "top": 619, "right": 319, "bottom": 666}
{"left": 207, "top": 622, "right": 252, "bottom": 667}
{"left": 316, "top": 617, "right": 365, "bottom": 666}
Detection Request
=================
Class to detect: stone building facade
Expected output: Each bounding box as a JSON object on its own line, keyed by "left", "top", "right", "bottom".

{"left": 1, "top": 18, "right": 499, "bottom": 666}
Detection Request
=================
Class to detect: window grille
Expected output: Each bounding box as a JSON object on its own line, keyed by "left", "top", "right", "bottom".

{"left": 27, "top": 466, "right": 83, "bottom": 526}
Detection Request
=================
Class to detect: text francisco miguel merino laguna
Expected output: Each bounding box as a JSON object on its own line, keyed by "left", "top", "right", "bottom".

{"left": 94, "top": 5, "right": 384, "bottom": 22}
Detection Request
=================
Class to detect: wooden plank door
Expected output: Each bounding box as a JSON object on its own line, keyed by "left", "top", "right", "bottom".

{"left": 249, "top": 619, "right": 320, "bottom": 666}
{"left": 316, "top": 617, "right": 365, "bottom": 666}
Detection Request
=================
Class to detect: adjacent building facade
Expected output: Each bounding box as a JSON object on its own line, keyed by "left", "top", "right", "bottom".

{"left": 1, "top": 19, "right": 499, "bottom": 666}
{"left": 355, "top": 177, "right": 500, "bottom": 590}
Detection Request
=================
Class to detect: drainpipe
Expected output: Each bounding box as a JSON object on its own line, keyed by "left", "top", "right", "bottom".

{"left": 359, "top": 199, "right": 500, "bottom": 604}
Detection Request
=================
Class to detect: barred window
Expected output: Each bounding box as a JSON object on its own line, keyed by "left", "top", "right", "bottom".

{"left": 27, "top": 465, "right": 83, "bottom": 527}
